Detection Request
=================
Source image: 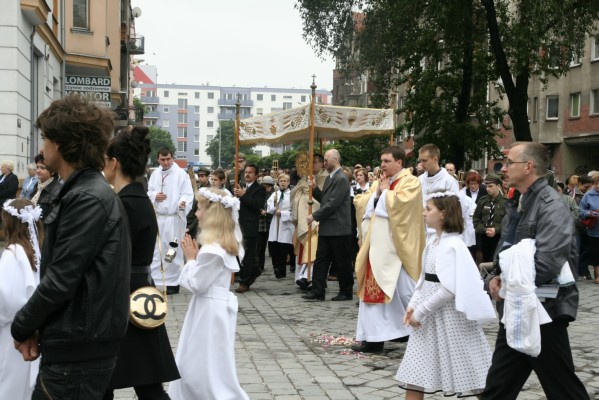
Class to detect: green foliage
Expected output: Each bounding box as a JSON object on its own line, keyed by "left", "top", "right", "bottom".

{"left": 205, "top": 120, "right": 254, "bottom": 169}
{"left": 148, "top": 126, "right": 175, "bottom": 166}
{"left": 133, "top": 97, "right": 145, "bottom": 122}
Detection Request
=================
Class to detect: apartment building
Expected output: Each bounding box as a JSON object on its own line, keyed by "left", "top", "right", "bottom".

{"left": 1, "top": 0, "right": 142, "bottom": 180}
{"left": 135, "top": 71, "right": 331, "bottom": 167}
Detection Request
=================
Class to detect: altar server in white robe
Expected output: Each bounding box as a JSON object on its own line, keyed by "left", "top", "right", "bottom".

{"left": 0, "top": 199, "right": 42, "bottom": 400}
{"left": 147, "top": 148, "right": 193, "bottom": 293}
{"left": 352, "top": 146, "right": 425, "bottom": 353}
{"left": 168, "top": 187, "right": 249, "bottom": 400}
{"left": 267, "top": 174, "right": 294, "bottom": 278}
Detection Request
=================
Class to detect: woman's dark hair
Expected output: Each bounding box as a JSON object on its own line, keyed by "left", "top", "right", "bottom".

{"left": 36, "top": 94, "right": 114, "bottom": 171}
{"left": 428, "top": 192, "right": 464, "bottom": 234}
{"left": 34, "top": 153, "right": 44, "bottom": 164}
{"left": 107, "top": 126, "right": 151, "bottom": 179}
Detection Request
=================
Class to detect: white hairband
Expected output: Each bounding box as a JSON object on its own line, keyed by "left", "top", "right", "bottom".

{"left": 425, "top": 191, "right": 459, "bottom": 201}
{"left": 3, "top": 199, "right": 42, "bottom": 270}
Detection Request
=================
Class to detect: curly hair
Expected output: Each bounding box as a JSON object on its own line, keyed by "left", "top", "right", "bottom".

{"left": 36, "top": 94, "right": 114, "bottom": 171}
{"left": 2, "top": 199, "right": 44, "bottom": 271}
{"left": 107, "top": 126, "right": 151, "bottom": 179}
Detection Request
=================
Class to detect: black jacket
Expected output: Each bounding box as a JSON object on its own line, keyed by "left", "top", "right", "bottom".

{"left": 12, "top": 168, "right": 131, "bottom": 363}
{"left": 312, "top": 168, "right": 352, "bottom": 236}
{"left": 239, "top": 181, "right": 266, "bottom": 238}
{"left": 36, "top": 177, "right": 62, "bottom": 221}
{"left": 0, "top": 171, "right": 19, "bottom": 204}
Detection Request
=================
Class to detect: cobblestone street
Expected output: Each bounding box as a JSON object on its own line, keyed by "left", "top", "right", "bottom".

{"left": 111, "top": 261, "right": 599, "bottom": 399}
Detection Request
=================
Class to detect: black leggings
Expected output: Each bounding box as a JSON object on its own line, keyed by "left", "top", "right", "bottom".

{"left": 104, "top": 383, "right": 170, "bottom": 400}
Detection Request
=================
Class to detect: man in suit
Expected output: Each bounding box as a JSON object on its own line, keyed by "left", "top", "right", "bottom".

{"left": 234, "top": 163, "right": 266, "bottom": 293}
{"left": 303, "top": 149, "right": 355, "bottom": 301}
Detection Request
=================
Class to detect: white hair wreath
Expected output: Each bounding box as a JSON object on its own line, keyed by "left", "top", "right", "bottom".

{"left": 3, "top": 199, "right": 42, "bottom": 270}
{"left": 425, "top": 191, "right": 459, "bottom": 201}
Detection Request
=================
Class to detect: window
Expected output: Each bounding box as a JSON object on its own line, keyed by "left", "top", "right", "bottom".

{"left": 591, "top": 89, "right": 599, "bottom": 115}
{"left": 283, "top": 102, "right": 292, "bottom": 110}
{"left": 207, "top": 135, "right": 214, "bottom": 142}
{"left": 163, "top": 106, "right": 169, "bottom": 113}
{"left": 207, "top": 121, "right": 214, "bottom": 128}
{"left": 164, "top": 91, "right": 169, "bottom": 98}
{"left": 533, "top": 97, "right": 539, "bottom": 122}
{"left": 146, "top": 120, "right": 156, "bottom": 126}
{"left": 570, "top": 93, "right": 581, "bottom": 118}
{"left": 301, "top": 95, "right": 306, "bottom": 102}
{"left": 546, "top": 96, "right": 559, "bottom": 120}
{"left": 178, "top": 92, "right": 187, "bottom": 97}
{"left": 178, "top": 127, "right": 188, "bottom": 138}
{"left": 194, "top": 149, "right": 200, "bottom": 156}
{"left": 194, "top": 106, "right": 200, "bottom": 114}
{"left": 255, "top": 150, "right": 262, "bottom": 158}
{"left": 271, "top": 94, "right": 276, "bottom": 101}
{"left": 195, "top": 92, "right": 200, "bottom": 99}
{"left": 257, "top": 108, "right": 263, "bottom": 116}
{"left": 194, "top": 133, "right": 200, "bottom": 142}
{"left": 257, "top": 94, "right": 263, "bottom": 101}
{"left": 194, "top": 120, "right": 200, "bottom": 128}
{"left": 178, "top": 113, "right": 187, "bottom": 124}
{"left": 177, "top": 141, "right": 187, "bottom": 152}
{"left": 208, "top": 92, "right": 214, "bottom": 99}
{"left": 570, "top": 52, "right": 582, "bottom": 67}
{"left": 73, "top": 0, "right": 89, "bottom": 29}
{"left": 284, "top": 95, "right": 292, "bottom": 99}
{"left": 593, "top": 37, "right": 599, "bottom": 61}
{"left": 145, "top": 90, "right": 155, "bottom": 97}
{"left": 162, "top": 120, "right": 169, "bottom": 128}
{"left": 225, "top": 93, "right": 234, "bottom": 100}
{"left": 178, "top": 99, "right": 187, "bottom": 109}
{"left": 207, "top": 107, "right": 214, "bottom": 114}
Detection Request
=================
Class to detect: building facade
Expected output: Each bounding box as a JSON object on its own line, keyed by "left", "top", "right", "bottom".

{"left": 135, "top": 73, "right": 331, "bottom": 167}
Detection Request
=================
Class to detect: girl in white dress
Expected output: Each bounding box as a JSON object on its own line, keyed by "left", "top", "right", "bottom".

{"left": 0, "top": 199, "right": 42, "bottom": 400}
{"left": 168, "top": 187, "right": 249, "bottom": 400}
{"left": 396, "top": 191, "right": 496, "bottom": 399}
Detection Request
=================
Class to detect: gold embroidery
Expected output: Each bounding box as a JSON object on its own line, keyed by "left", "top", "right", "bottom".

{"left": 365, "top": 270, "right": 382, "bottom": 299}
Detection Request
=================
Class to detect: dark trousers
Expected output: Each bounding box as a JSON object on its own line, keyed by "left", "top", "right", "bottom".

{"left": 480, "top": 321, "right": 589, "bottom": 400}
{"left": 257, "top": 231, "right": 270, "bottom": 271}
{"left": 240, "top": 236, "right": 258, "bottom": 286}
{"left": 311, "top": 235, "right": 355, "bottom": 297}
{"left": 270, "top": 241, "right": 294, "bottom": 277}
{"left": 104, "top": 383, "right": 169, "bottom": 400}
{"left": 33, "top": 356, "right": 117, "bottom": 400}
{"left": 577, "top": 234, "right": 590, "bottom": 276}
{"left": 481, "top": 235, "right": 501, "bottom": 263}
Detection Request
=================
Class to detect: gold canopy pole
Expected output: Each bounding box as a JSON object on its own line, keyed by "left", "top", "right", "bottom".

{"left": 307, "top": 76, "right": 317, "bottom": 280}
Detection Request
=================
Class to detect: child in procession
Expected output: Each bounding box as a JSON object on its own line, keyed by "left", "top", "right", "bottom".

{"left": 168, "top": 187, "right": 249, "bottom": 400}
{"left": 267, "top": 173, "right": 294, "bottom": 278}
{"left": 396, "top": 191, "right": 496, "bottom": 399}
{"left": 0, "top": 199, "right": 42, "bottom": 400}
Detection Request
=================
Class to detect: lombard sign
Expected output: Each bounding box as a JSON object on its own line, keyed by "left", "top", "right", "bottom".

{"left": 65, "top": 76, "right": 112, "bottom": 108}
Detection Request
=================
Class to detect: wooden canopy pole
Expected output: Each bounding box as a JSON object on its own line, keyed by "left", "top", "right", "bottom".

{"left": 307, "top": 76, "right": 317, "bottom": 280}
{"left": 234, "top": 93, "right": 241, "bottom": 188}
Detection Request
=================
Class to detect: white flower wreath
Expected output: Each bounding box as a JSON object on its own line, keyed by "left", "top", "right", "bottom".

{"left": 425, "top": 191, "right": 459, "bottom": 201}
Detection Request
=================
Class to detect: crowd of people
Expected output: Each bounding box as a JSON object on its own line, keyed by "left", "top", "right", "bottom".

{"left": 0, "top": 93, "right": 592, "bottom": 399}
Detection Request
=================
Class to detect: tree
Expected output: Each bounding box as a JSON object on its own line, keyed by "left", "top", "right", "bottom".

{"left": 148, "top": 126, "right": 175, "bottom": 165}
{"left": 205, "top": 120, "right": 254, "bottom": 169}
{"left": 296, "top": 0, "right": 599, "bottom": 162}
{"left": 133, "top": 97, "right": 145, "bottom": 122}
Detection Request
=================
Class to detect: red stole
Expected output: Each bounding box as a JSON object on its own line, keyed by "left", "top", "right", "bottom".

{"left": 363, "top": 177, "right": 401, "bottom": 303}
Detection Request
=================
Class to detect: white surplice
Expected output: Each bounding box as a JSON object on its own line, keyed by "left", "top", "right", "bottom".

{"left": 267, "top": 189, "right": 294, "bottom": 244}
{"left": 0, "top": 244, "right": 40, "bottom": 400}
{"left": 168, "top": 244, "right": 249, "bottom": 400}
{"left": 147, "top": 163, "right": 193, "bottom": 286}
{"left": 356, "top": 188, "right": 414, "bottom": 342}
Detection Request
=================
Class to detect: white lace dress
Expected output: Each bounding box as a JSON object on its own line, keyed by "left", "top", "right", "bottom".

{"left": 396, "top": 239, "right": 492, "bottom": 397}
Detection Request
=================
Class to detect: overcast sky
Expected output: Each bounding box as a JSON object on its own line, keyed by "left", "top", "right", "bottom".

{"left": 132, "top": 0, "right": 335, "bottom": 91}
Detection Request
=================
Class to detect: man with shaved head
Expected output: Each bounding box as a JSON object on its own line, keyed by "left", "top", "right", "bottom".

{"left": 303, "top": 149, "right": 355, "bottom": 301}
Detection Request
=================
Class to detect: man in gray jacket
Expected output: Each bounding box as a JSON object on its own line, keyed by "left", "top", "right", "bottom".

{"left": 303, "top": 149, "right": 355, "bottom": 301}
{"left": 482, "top": 142, "right": 588, "bottom": 399}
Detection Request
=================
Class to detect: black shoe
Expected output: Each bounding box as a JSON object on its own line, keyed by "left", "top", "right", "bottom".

{"left": 390, "top": 335, "right": 410, "bottom": 343}
{"left": 296, "top": 278, "right": 309, "bottom": 290}
{"left": 585, "top": 271, "right": 593, "bottom": 280}
{"left": 302, "top": 293, "right": 325, "bottom": 301}
{"left": 331, "top": 293, "right": 353, "bottom": 301}
{"left": 166, "top": 285, "right": 180, "bottom": 295}
{"left": 351, "top": 341, "right": 384, "bottom": 353}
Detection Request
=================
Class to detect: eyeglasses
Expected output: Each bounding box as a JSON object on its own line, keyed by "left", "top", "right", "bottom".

{"left": 504, "top": 159, "right": 530, "bottom": 167}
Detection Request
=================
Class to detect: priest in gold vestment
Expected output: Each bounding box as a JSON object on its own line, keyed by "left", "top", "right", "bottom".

{"left": 352, "top": 146, "right": 425, "bottom": 353}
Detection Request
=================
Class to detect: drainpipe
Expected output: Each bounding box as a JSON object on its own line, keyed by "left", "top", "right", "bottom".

{"left": 30, "top": 26, "right": 36, "bottom": 162}
{"left": 61, "top": 0, "right": 66, "bottom": 95}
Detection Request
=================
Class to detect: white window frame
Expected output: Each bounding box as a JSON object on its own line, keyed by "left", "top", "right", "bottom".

{"left": 592, "top": 36, "right": 599, "bottom": 61}
{"left": 194, "top": 149, "right": 200, "bottom": 156}
{"left": 177, "top": 113, "right": 187, "bottom": 124}
{"left": 164, "top": 90, "right": 169, "bottom": 98}
{"left": 207, "top": 107, "right": 214, "bottom": 114}
{"left": 178, "top": 127, "right": 188, "bottom": 138}
{"left": 591, "top": 89, "right": 599, "bottom": 115}
{"left": 178, "top": 99, "right": 187, "bottom": 109}
{"left": 163, "top": 106, "right": 169, "bottom": 113}
{"left": 257, "top": 94, "right": 263, "bottom": 101}
{"left": 194, "top": 120, "right": 200, "bottom": 128}
{"left": 194, "top": 106, "right": 200, "bottom": 114}
{"left": 570, "top": 93, "right": 581, "bottom": 118}
{"left": 533, "top": 97, "right": 539, "bottom": 122}
{"left": 195, "top": 92, "right": 200, "bottom": 99}
{"left": 546, "top": 95, "right": 559, "bottom": 120}
{"left": 73, "top": 0, "right": 89, "bottom": 30}
{"left": 194, "top": 132, "right": 200, "bottom": 142}
{"left": 177, "top": 141, "right": 187, "bottom": 152}
{"left": 162, "top": 120, "right": 169, "bottom": 128}
{"left": 207, "top": 121, "right": 214, "bottom": 128}
{"left": 208, "top": 92, "right": 214, "bottom": 99}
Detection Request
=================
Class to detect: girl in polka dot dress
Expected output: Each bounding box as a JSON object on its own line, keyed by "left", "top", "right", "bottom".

{"left": 396, "top": 191, "right": 496, "bottom": 398}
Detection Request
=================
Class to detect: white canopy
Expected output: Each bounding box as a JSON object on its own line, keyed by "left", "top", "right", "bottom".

{"left": 239, "top": 104, "right": 394, "bottom": 145}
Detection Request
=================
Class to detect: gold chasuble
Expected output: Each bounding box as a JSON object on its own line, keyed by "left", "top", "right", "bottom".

{"left": 354, "top": 168, "right": 425, "bottom": 303}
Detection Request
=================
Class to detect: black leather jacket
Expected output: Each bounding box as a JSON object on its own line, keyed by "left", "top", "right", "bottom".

{"left": 12, "top": 168, "right": 131, "bottom": 363}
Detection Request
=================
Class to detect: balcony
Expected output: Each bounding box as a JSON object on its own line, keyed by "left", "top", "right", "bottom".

{"left": 218, "top": 98, "right": 253, "bottom": 107}
{"left": 144, "top": 110, "right": 159, "bottom": 119}
{"left": 129, "top": 35, "right": 145, "bottom": 55}
{"left": 218, "top": 112, "right": 252, "bottom": 120}
{"left": 140, "top": 96, "right": 159, "bottom": 104}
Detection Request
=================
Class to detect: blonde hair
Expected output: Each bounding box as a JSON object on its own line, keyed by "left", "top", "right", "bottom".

{"left": 195, "top": 188, "right": 239, "bottom": 256}
{"left": 1, "top": 160, "right": 14, "bottom": 171}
